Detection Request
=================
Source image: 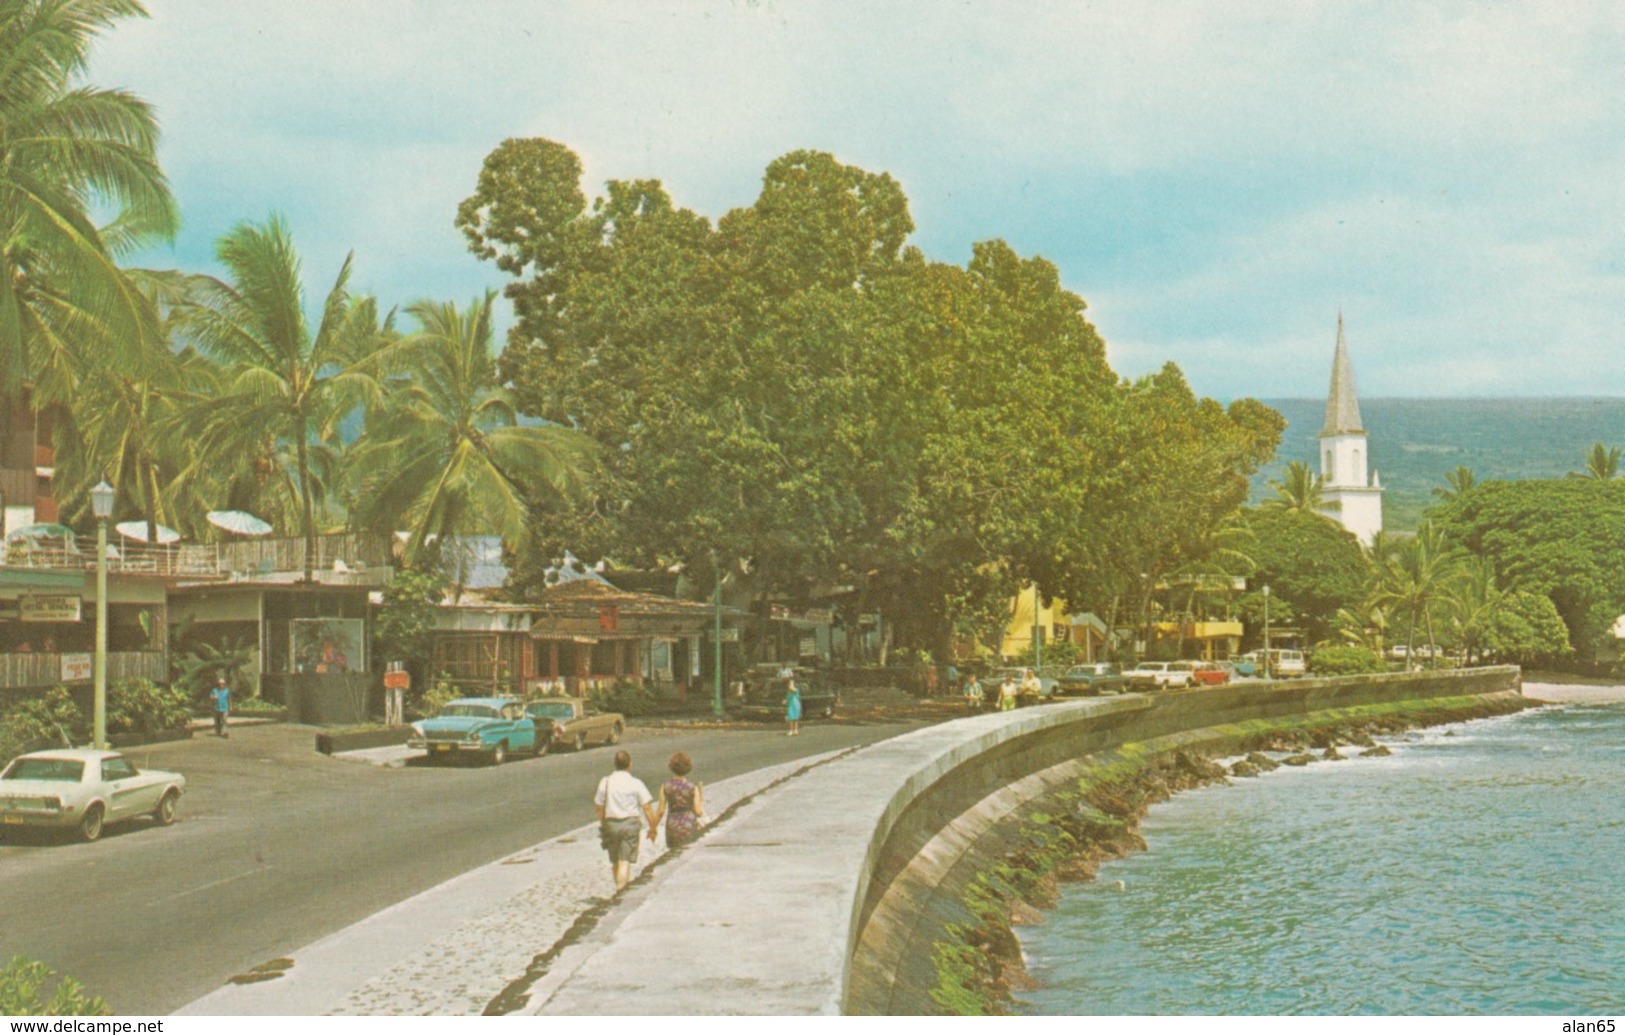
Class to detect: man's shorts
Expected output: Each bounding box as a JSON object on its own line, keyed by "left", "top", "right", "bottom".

{"left": 600, "top": 817, "right": 643, "bottom": 864}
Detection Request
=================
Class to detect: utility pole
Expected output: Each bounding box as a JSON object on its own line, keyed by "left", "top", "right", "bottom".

{"left": 713, "top": 560, "right": 724, "bottom": 719}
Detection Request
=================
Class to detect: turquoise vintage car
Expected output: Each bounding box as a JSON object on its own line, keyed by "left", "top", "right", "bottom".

{"left": 407, "top": 697, "right": 538, "bottom": 765}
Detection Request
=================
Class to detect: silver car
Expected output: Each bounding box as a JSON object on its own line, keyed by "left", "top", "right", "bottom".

{"left": 0, "top": 749, "right": 185, "bottom": 842}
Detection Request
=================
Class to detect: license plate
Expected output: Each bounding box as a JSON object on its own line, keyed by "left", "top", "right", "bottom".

{"left": 433, "top": 744, "right": 451, "bottom": 753}
{"left": 3, "top": 814, "right": 24, "bottom": 825}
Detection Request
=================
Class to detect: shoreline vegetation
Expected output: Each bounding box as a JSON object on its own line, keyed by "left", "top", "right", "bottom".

{"left": 929, "top": 692, "right": 1544, "bottom": 1015}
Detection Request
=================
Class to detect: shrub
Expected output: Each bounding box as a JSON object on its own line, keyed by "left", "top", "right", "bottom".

{"left": 590, "top": 680, "right": 657, "bottom": 717}
{"left": 1308, "top": 645, "right": 1385, "bottom": 676}
{"left": 106, "top": 678, "right": 193, "bottom": 734}
{"left": 0, "top": 688, "right": 85, "bottom": 767}
{"left": 0, "top": 956, "right": 108, "bottom": 1016}
{"left": 409, "top": 673, "right": 461, "bottom": 720}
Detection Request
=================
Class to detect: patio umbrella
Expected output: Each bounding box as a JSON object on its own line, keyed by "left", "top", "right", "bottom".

{"left": 5, "top": 522, "right": 76, "bottom": 543}
{"left": 206, "top": 510, "right": 274, "bottom": 537}
{"left": 115, "top": 520, "right": 180, "bottom": 544}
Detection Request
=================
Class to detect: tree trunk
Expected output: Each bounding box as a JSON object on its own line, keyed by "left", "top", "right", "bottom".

{"left": 296, "top": 424, "right": 316, "bottom": 583}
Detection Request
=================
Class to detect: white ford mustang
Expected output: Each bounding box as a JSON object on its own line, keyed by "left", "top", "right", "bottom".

{"left": 0, "top": 748, "right": 186, "bottom": 842}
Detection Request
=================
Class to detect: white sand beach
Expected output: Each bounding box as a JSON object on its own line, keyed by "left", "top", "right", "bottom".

{"left": 1522, "top": 680, "right": 1625, "bottom": 704}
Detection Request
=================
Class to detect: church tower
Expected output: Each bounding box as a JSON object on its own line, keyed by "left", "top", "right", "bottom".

{"left": 1316, "top": 314, "right": 1383, "bottom": 546}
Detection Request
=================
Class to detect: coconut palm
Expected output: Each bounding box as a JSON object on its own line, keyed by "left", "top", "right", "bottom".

{"left": 0, "top": 0, "right": 176, "bottom": 399}
{"left": 348, "top": 292, "right": 596, "bottom": 566}
{"left": 175, "top": 216, "right": 383, "bottom": 580}
{"left": 1262, "top": 460, "right": 1327, "bottom": 514}
{"left": 1373, "top": 521, "right": 1458, "bottom": 666}
{"left": 1571, "top": 442, "right": 1621, "bottom": 481}
{"left": 1431, "top": 465, "right": 1476, "bottom": 503}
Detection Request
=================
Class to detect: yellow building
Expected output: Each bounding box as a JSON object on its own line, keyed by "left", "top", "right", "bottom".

{"left": 997, "top": 584, "right": 1109, "bottom": 662}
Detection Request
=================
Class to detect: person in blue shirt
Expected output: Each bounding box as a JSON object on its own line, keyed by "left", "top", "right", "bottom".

{"left": 210, "top": 675, "right": 232, "bottom": 738}
{"left": 784, "top": 679, "right": 802, "bottom": 737}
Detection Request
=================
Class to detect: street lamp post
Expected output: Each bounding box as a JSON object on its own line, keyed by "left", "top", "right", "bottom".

{"left": 1262, "top": 583, "right": 1271, "bottom": 682}
{"left": 1032, "top": 583, "right": 1042, "bottom": 670}
{"left": 90, "top": 479, "right": 115, "bottom": 749}
{"left": 713, "top": 561, "right": 724, "bottom": 719}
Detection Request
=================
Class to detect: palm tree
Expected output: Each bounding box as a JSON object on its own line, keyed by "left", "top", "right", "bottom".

{"left": 1373, "top": 521, "right": 1459, "bottom": 666}
{"left": 1263, "top": 461, "right": 1327, "bottom": 514}
{"left": 348, "top": 292, "right": 597, "bottom": 566}
{"left": 175, "top": 216, "right": 382, "bottom": 581}
{"left": 0, "top": 0, "right": 176, "bottom": 399}
{"left": 1431, "top": 465, "right": 1476, "bottom": 503}
{"left": 1571, "top": 442, "right": 1621, "bottom": 481}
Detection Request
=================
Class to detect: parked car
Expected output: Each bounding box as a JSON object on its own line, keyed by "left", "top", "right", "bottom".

{"left": 408, "top": 697, "right": 537, "bottom": 765}
{"left": 732, "top": 668, "right": 839, "bottom": 721}
{"left": 1241, "top": 649, "right": 1308, "bottom": 678}
{"left": 0, "top": 749, "right": 185, "bottom": 842}
{"left": 1191, "top": 660, "right": 1233, "bottom": 686}
{"left": 1125, "top": 661, "right": 1197, "bottom": 690}
{"left": 523, "top": 697, "right": 625, "bottom": 752}
{"left": 1052, "top": 663, "right": 1127, "bottom": 697}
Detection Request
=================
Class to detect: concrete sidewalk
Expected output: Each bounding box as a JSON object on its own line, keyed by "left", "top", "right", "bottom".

{"left": 176, "top": 748, "right": 851, "bottom": 1016}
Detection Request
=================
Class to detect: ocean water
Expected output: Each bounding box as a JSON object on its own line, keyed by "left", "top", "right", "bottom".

{"left": 1017, "top": 704, "right": 1625, "bottom": 1015}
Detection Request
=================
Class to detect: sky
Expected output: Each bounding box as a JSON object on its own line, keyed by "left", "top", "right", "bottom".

{"left": 92, "top": 0, "right": 1625, "bottom": 400}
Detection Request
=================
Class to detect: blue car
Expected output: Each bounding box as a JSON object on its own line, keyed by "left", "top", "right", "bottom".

{"left": 408, "top": 697, "right": 538, "bottom": 765}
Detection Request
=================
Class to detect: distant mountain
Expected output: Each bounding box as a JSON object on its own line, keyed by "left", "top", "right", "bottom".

{"left": 1249, "top": 398, "right": 1625, "bottom": 530}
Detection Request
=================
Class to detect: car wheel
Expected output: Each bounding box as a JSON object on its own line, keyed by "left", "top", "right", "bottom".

{"left": 154, "top": 790, "right": 179, "bottom": 826}
{"left": 536, "top": 736, "right": 551, "bottom": 757}
{"left": 78, "top": 804, "right": 105, "bottom": 843}
{"left": 607, "top": 723, "right": 623, "bottom": 745}
{"left": 573, "top": 732, "right": 588, "bottom": 752}
{"left": 490, "top": 742, "right": 507, "bottom": 767}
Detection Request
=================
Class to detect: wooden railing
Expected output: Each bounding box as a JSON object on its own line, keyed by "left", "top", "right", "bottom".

{"left": 0, "top": 651, "right": 166, "bottom": 690}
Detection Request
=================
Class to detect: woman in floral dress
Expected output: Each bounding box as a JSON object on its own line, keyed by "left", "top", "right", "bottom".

{"left": 654, "top": 752, "right": 706, "bottom": 848}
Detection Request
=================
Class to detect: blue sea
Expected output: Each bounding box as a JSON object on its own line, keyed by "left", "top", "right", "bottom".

{"left": 1017, "top": 703, "right": 1625, "bottom": 1015}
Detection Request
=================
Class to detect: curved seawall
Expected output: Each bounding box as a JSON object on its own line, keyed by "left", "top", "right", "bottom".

{"left": 528, "top": 667, "right": 1522, "bottom": 1015}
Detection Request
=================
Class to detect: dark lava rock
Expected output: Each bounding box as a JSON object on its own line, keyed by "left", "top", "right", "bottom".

{"left": 1360, "top": 745, "right": 1392, "bottom": 758}
{"left": 1321, "top": 747, "right": 1345, "bottom": 761}
{"left": 1245, "top": 752, "right": 1281, "bottom": 771}
{"left": 1347, "top": 730, "right": 1377, "bottom": 748}
{"left": 1229, "top": 760, "right": 1262, "bottom": 777}
{"left": 1281, "top": 753, "right": 1316, "bottom": 767}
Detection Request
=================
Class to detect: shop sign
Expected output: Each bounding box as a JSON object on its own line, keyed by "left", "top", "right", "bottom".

{"left": 60, "top": 653, "right": 92, "bottom": 682}
{"left": 769, "top": 604, "right": 790, "bottom": 620}
{"left": 713, "top": 627, "right": 740, "bottom": 642}
{"left": 798, "top": 636, "right": 818, "bottom": 656}
{"left": 800, "top": 608, "right": 834, "bottom": 624}
{"left": 21, "top": 594, "right": 81, "bottom": 622}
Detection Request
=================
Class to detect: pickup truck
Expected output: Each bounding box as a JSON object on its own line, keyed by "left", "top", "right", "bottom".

{"left": 1125, "top": 661, "right": 1198, "bottom": 691}
{"left": 523, "top": 697, "right": 626, "bottom": 753}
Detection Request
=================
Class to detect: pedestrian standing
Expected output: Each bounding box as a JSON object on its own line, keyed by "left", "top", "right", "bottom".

{"left": 784, "top": 679, "right": 802, "bottom": 736}
{"left": 962, "top": 675, "right": 984, "bottom": 711}
{"left": 209, "top": 675, "right": 232, "bottom": 738}
{"left": 998, "top": 674, "right": 1018, "bottom": 712}
{"left": 653, "top": 752, "right": 707, "bottom": 848}
{"left": 594, "top": 750, "right": 658, "bottom": 892}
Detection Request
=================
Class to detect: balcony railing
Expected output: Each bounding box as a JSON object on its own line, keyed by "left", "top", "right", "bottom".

{"left": 3, "top": 532, "right": 394, "bottom": 582}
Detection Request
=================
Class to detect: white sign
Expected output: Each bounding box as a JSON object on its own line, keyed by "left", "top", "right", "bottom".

{"left": 21, "top": 594, "right": 81, "bottom": 622}
{"left": 60, "top": 653, "right": 92, "bottom": 682}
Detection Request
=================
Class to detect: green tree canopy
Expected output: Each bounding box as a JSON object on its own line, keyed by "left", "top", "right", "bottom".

{"left": 1241, "top": 505, "right": 1369, "bottom": 644}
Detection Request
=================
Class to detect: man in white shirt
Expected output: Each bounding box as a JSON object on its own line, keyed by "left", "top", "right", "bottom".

{"left": 595, "top": 750, "right": 658, "bottom": 891}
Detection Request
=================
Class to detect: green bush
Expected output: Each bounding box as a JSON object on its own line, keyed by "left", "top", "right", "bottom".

{"left": 0, "top": 688, "right": 84, "bottom": 767}
{"left": 1308, "top": 645, "right": 1386, "bottom": 676}
{"left": 590, "top": 680, "right": 657, "bottom": 717}
{"left": 106, "top": 678, "right": 193, "bottom": 735}
{"left": 0, "top": 956, "right": 108, "bottom": 1016}
{"left": 408, "top": 673, "right": 461, "bottom": 720}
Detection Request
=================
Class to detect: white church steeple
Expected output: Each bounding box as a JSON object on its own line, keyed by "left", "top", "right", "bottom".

{"left": 1315, "top": 313, "right": 1383, "bottom": 546}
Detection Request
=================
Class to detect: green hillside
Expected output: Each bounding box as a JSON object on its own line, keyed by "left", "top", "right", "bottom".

{"left": 1249, "top": 398, "right": 1625, "bottom": 530}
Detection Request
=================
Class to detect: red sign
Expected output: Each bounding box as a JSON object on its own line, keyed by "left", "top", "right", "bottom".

{"left": 598, "top": 605, "right": 619, "bottom": 632}
{"left": 383, "top": 670, "right": 411, "bottom": 689}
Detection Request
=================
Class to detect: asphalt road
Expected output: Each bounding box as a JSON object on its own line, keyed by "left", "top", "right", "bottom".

{"left": 0, "top": 716, "right": 928, "bottom": 1015}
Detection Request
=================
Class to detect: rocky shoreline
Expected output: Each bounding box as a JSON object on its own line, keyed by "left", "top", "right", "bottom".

{"left": 929, "top": 692, "right": 1535, "bottom": 1015}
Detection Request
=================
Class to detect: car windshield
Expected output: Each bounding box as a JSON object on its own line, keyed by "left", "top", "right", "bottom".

{"left": 438, "top": 704, "right": 500, "bottom": 718}
{"left": 529, "top": 704, "right": 575, "bottom": 719}
{"left": 3, "top": 759, "right": 84, "bottom": 782}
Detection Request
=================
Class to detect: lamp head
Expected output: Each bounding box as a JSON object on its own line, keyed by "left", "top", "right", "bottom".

{"left": 90, "top": 480, "right": 115, "bottom": 521}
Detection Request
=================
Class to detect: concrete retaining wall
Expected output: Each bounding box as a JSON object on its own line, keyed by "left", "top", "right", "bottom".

{"left": 531, "top": 667, "right": 1521, "bottom": 1015}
